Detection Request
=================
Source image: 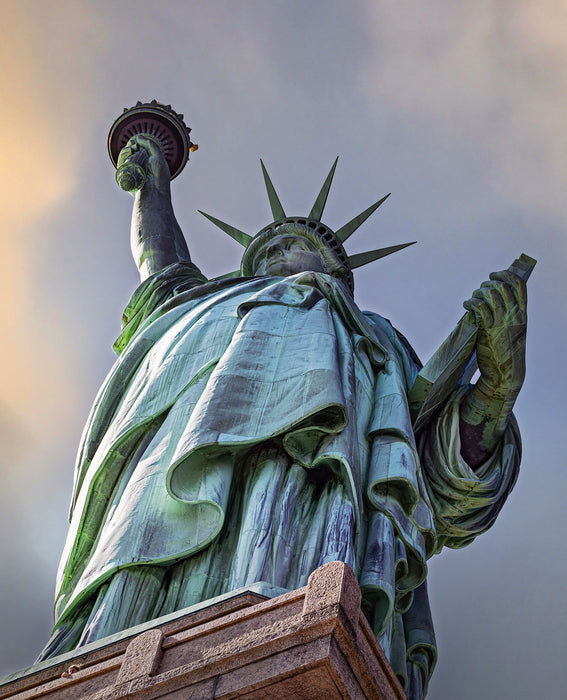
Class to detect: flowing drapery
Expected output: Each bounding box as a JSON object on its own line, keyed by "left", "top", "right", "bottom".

{"left": 41, "top": 264, "right": 520, "bottom": 699}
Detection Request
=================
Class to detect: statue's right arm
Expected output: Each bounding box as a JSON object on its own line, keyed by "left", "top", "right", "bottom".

{"left": 123, "top": 134, "right": 192, "bottom": 281}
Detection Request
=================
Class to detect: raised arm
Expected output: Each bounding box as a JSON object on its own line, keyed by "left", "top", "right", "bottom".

{"left": 118, "top": 134, "right": 191, "bottom": 281}
{"left": 459, "top": 269, "right": 527, "bottom": 469}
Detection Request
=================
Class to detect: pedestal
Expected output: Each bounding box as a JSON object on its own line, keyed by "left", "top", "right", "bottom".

{"left": 0, "top": 561, "right": 406, "bottom": 699}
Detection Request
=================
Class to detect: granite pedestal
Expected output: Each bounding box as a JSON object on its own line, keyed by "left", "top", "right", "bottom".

{"left": 0, "top": 561, "right": 406, "bottom": 699}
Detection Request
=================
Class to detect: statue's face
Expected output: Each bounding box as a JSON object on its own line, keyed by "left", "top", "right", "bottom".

{"left": 253, "top": 234, "right": 328, "bottom": 277}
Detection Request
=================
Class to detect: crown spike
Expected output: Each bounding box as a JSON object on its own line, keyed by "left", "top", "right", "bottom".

{"left": 335, "top": 193, "right": 391, "bottom": 243}
{"left": 198, "top": 210, "right": 253, "bottom": 247}
{"left": 309, "top": 157, "right": 339, "bottom": 222}
{"left": 260, "top": 159, "right": 286, "bottom": 221}
{"left": 348, "top": 241, "right": 416, "bottom": 269}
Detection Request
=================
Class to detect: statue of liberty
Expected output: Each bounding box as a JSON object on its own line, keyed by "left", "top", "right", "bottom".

{"left": 39, "top": 104, "right": 529, "bottom": 699}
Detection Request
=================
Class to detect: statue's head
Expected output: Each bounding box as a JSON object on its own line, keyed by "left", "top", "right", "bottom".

{"left": 200, "top": 159, "right": 415, "bottom": 296}
{"left": 242, "top": 220, "right": 352, "bottom": 287}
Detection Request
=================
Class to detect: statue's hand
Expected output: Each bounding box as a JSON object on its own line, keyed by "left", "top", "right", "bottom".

{"left": 117, "top": 134, "right": 171, "bottom": 194}
{"left": 463, "top": 270, "right": 527, "bottom": 401}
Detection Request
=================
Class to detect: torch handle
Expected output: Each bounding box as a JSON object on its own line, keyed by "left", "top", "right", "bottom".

{"left": 115, "top": 147, "right": 149, "bottom": 192}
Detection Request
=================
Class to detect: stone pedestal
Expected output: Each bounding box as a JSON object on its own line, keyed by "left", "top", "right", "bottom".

{"left": 0, "top": 561, "right": 406, "bottom": 699}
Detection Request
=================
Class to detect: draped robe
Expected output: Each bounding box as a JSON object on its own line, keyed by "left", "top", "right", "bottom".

{"left": 41, "top": 262, "right": 521, "bottom": 699}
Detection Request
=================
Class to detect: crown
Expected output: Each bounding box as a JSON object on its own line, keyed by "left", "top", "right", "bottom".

{"left": 199, "top": 158, "right": 415, "bottom": 295}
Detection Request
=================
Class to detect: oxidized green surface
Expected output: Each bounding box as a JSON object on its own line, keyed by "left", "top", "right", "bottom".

{"left": 40, "top": 133, "right": 531, "bottom": 700}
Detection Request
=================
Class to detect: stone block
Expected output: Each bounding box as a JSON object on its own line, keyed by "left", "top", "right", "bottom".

{"left": 0, "top": 562, "right": 406, "bottom": 699}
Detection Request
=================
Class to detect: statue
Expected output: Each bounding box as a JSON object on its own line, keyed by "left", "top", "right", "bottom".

{"left": 38, "top": 103, "right": 532, "bottom": 700}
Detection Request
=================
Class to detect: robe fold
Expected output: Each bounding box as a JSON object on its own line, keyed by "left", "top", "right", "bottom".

{"left": 42, "top": 262, "right": 520, "bottom": 699}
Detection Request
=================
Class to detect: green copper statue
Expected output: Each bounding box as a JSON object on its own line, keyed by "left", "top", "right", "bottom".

{"left": 39, "top": 107, "right": 532, "bottom": 700}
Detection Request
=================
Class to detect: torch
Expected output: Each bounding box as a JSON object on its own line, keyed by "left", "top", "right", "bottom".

{"left": 108, "top": 100, "right": 197, "bottom": 192}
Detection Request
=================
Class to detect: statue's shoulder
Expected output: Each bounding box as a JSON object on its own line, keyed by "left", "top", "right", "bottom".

{"left": 114, "top": 262, "right": 208, "bottom": 354}
{"left": 362, "top": 310, "right": 422, "bottom": 370}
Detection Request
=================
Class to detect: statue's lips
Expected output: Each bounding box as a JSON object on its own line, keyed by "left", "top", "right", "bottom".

{"left": 263, "top": 258, "right": 292, "bottom": 273}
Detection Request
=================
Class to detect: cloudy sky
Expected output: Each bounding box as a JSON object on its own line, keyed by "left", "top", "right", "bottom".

{"left": 0, "top": 2, "right": 565, "bottom": 697}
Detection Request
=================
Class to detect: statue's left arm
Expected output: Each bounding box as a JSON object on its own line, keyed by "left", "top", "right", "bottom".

{"left": 411, "top": 269, "right": 526, "bottom": 552}
{"left": 458, "top": 269, "right": 527, "bottom": 469}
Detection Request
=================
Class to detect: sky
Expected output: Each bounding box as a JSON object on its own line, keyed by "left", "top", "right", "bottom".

{"left": 0, "top": 1, "right": 565, "bottom": 697}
